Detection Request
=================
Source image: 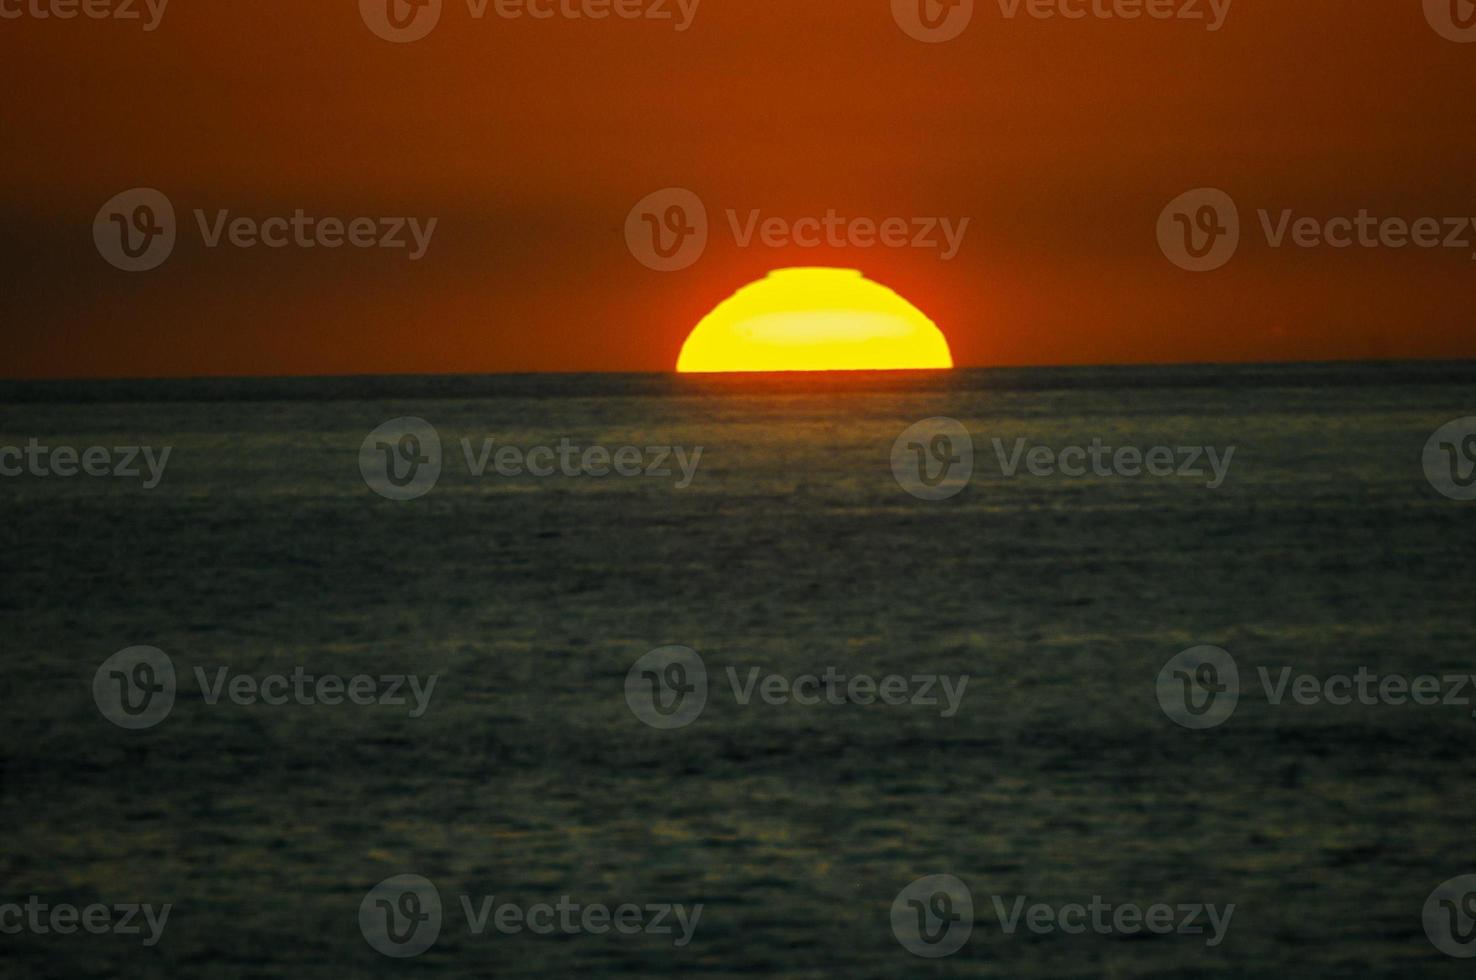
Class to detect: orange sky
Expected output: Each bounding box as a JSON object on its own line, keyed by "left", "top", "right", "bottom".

{"left": 2, "top": 0, "right": 1473, "bottom": 378}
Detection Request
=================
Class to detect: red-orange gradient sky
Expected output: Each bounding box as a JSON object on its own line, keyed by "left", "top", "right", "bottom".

{"left": 1, "top": 0, "right": 1473, "bottom": 378}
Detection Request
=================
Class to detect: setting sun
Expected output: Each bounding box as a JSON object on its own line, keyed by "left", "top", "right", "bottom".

{"left": 676, "top": 268, "right": 954, "bottom": 373}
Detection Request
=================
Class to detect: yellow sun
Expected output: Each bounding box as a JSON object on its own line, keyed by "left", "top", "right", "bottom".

{"left": 676, "top": 268, "right": 954, "bottom": 373}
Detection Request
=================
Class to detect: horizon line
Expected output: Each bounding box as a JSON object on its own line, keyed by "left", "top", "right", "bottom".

{"left": 5, "top": 355, "right": 1476, "bottom": 388}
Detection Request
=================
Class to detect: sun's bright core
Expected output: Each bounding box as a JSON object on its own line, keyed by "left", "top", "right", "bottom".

{"left": 676, "top": 268, "right": 954, "bottom": 373}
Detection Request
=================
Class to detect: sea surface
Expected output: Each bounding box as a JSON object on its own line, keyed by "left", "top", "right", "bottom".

{"left": 3, "top": 362, "right": 1475, "bottom": 978}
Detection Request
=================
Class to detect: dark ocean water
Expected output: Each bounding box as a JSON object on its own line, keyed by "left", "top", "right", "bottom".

{"left": 3, "top": 363, "right": 1475, "bottom": 977}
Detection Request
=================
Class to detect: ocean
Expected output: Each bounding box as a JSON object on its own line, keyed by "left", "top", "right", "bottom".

{"left": 3, "top": 362, "right": 1475, "bottom": 977}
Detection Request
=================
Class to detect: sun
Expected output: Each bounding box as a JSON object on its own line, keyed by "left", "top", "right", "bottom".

{"left": 676, "top": 268, "right": 954, "bottom": 373}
